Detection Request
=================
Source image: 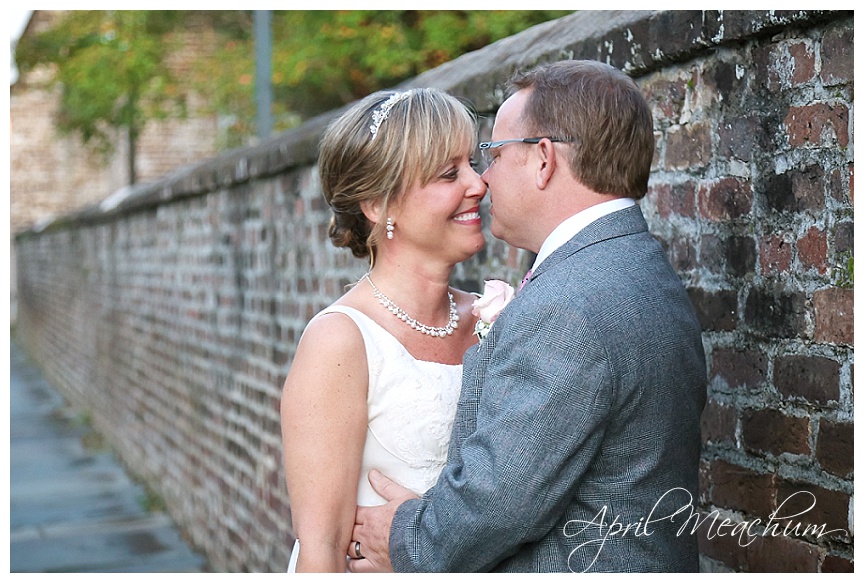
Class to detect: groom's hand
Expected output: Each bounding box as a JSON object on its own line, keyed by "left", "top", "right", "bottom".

{"left": 347, "top": 469, "right": 419, "bottom": 573}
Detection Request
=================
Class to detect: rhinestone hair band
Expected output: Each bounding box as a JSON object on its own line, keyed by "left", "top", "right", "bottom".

{"left": 369, "top": 90, "right": 413, "bottom": 139}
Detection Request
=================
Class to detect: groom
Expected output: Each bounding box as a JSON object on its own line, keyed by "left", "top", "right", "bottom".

{"left": 348, "top": 60, "right": 707, "bottom": 572}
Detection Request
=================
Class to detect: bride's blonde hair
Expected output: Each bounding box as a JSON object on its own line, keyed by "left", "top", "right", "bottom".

{"left": 318, "top": 88, "right": 478, "bottom": 261}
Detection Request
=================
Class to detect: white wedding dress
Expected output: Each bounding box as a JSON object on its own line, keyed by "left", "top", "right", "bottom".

{"left": 287, "top": 305, "right": 463, "bottom": 573}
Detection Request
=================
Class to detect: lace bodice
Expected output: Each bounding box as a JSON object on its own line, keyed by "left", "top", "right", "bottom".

{"left": 310, "top": 305, "right": 463, "bottom": 505}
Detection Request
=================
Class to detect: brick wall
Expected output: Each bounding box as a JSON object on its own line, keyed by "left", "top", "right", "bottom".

{"left": 637, "top": 16, "right": 854, "bottom": 571}
{"left": 10, "top": 10, "right": 221, "bottom": 316}
{"left": 14, "top": 10, "right": 853, "bottom": 572}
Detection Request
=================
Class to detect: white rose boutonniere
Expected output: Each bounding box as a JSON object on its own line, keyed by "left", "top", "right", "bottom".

{"left": 472, "top": 280, "right": 516, "bottom": 343}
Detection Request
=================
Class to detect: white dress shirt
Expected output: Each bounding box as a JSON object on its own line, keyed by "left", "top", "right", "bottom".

{"left": 531, "top": 198, "right": 637, "bottom": 272}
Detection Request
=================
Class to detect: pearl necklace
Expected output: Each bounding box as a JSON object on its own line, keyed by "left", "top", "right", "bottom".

{"left": 363, "top": 273, "right": 459, "bottom": 338}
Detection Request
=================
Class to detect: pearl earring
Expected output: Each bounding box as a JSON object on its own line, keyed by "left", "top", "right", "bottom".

{"left": 386, "top": 218, "right": 394, "bottom": 240}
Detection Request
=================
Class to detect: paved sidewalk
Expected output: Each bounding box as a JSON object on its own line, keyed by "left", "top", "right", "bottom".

{"left": 10, "top": 338, "right": 210, "bottom": 573}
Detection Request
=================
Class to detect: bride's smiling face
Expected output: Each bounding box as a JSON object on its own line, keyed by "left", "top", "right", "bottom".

{"left": 392, "top": 150, "right": 487, "bottom": 262}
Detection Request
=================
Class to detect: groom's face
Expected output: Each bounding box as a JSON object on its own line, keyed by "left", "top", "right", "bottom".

{"left": 481, "top": 90, "right": 536, "bottom": 251}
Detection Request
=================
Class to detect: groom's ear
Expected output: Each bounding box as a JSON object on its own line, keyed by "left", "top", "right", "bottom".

{"left": 535, "top": 138, "right": 557, "bottom": 190}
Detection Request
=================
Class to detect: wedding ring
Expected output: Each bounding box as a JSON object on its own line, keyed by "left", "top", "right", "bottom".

{"left": 354, "top": 541, "right": 365, "bottom": 560}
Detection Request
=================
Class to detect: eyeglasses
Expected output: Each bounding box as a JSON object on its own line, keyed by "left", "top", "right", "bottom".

{"left": 478, "top": 137, "right": 570, "bottom": 166}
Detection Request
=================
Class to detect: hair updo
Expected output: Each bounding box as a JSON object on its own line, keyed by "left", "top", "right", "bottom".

{"left": 318, "top": 87, "right": 478, "bottom": 260}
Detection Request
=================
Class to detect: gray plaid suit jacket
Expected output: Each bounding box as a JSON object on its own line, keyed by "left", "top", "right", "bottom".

{"left": 389, "top": 205, "right": 707, "bottom": 572}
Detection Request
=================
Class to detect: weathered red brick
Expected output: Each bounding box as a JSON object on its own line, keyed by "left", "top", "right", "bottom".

{"left": 797, "top": 226, "right": 828, "bottom": 273}
{"left": 759, "top": 234, "right": 793, "bottom": 274}
{"left": 821, "top": 554, "right": 854, "bottom": 573}
{"left": 697, "top": 519, "right": 749, "bottom": 572}
{"left": 710, "top": 347, "right": 767, "bottom": 391}
{"left": 813, "top": 288, "right": 853, "bottom": 345}
{"left": 820, "top": 26, "right": 853, "bottom": 86}
{"left": 718, "top": 116, "right": 758, "bottom": 162}
{"left": 827, "top": 165, "right": 851, "bottom": 204}
{"left": 701, "top": 399, "right": 736, "bottom": 445}
{"left": 642, "top": 76, "right": 688, "bottom": 124}
{"left": 746, "top": 534, "right": 820, "bottom": 572}
{"left": 774, "top": 481, "right": 850, "bottom": 538}
{"left": 816, "top": 418, "right": 853, "bottom": 478}
{"left": 741, "top": 408, "right": 810, "bottom": 456}
{"left": 699, "top": 234, "right": 724, "bottom": 271}
{"left": 774, "top": 355, "right": 840, "bottom": 404}
{"left": 833, "top": 220, "right": 853, "bottom": 253}
{"left": 708, "top": 460, "right": 777, "bottom": 520}
{"left": 743, "top": 286, "right": 807, "bottom": 339}
{"left": 764, "top": 164, "right": 826, "bottom": 213}
{"left": 665, "top": 122, "right": 711, "bottom": 170}
{"left": 699, "top": 177, "right": 753, "bottom": 221}
{"left": 668, "top": 236, "right": 697, "bottom": 272}
{"left": 792, "top": 164, "right": 827, "bottom": 210}
{"left": 726, "top": 236, "right": 756, "bottom": 279}
{"left": 788, "top": 42, "right": 816, "bottom": 85}
{"left": 759, "top": 39, "right": 813, "bottom": 90}
{"left": 762, "top": 171, "right": 794, "bottom": 212}
{"left": 785, "top": 103, "right": 849, "bottom": 148}
{"left": 651, "top": 181, "right": 697, "bottom": 219}
{"left": 688, "top": 288, "right": 738, "bottom": 332}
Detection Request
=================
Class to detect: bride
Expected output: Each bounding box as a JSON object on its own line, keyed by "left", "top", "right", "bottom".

{"left": 280, "top": 87, "right": 486, "bottom": 572}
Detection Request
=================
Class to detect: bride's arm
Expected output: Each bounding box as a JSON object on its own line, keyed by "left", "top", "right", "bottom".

{"left": 281, "top": 313, "right": 369, "bottom": 572}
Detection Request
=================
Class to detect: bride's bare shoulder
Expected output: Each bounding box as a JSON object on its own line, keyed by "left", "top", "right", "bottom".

{"left": 299, "top": 308, "right": 365, "bottom": 357}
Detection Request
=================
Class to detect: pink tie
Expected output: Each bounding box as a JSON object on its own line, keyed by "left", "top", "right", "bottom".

{"left": 518, "top": 269, "right": 533, "bottom": 293}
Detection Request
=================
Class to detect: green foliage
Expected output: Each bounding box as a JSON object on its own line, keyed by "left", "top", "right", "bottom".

{"left": 16, "top": 11, "right": 188, "bottom": 158}
{"left": 17, "top": 10, "right": 572, "bottom": 152}
{"left": 193, "top": 10, "right": 572, "bottom": 147}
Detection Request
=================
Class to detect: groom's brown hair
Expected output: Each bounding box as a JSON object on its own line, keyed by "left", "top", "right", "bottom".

{"left": 508, "top": 60, "right": 655, "bottom": 200}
